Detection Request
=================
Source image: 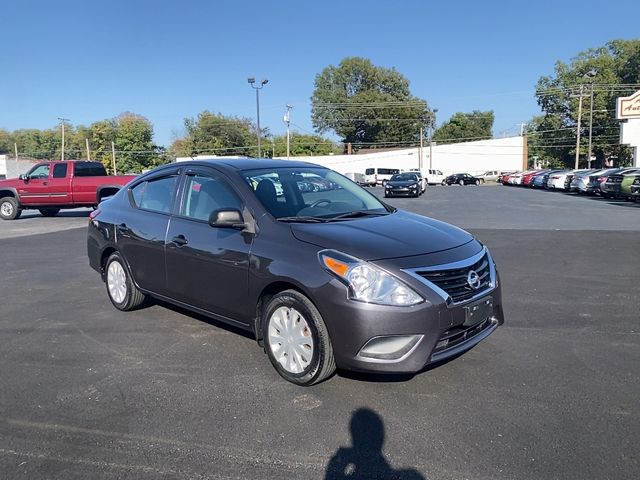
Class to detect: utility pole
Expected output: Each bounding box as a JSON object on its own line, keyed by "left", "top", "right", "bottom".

{"left": 419, "top": 127, "right": 424, "bottom": 170}
{"left": 574, "top": 85, "right": 584, "bottom": 170}
{"left": 429, "top": 109, "right": 438, "bottom": 170}
{"left": 283, "top": 104, "right": 292, "bottom": 160}
{"left": 111, "top": 141, "right": 117, "bottom": 175}
{"left": 58, "top": 117, "right": 69, "bottom": 161}
{"left": 86, "top": 138, "right": 91, "bottom": 161}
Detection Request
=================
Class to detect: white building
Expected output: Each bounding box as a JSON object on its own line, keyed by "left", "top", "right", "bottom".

{"left": 274, "top": 136, "right": 526, "bottom": 176}
{"left": 173, "top": 136, "right": 527, "bottom": 176}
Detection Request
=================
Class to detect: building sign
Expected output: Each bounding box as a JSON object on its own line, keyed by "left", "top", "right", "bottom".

{"left": 616, "top": 90, "right": 640, "bottom": 120}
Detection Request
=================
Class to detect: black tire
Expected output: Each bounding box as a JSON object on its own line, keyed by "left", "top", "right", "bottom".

{"left": 475, "top": 180, "right": 480, "bottom": 186}
{"left": 39, "top": 208, "right": 60, "bottom": 217}
{"left": 0, "top": 196, "right": 21, "bottom": 220}
{"left": 262, "top": 289, "right": 336, "bottom": 386}
{"left": 104, "top": 252, "right": 147, "bottom": 311}
{"left": 381, "top": 180, "right": 388, "bottom": 187}
{"left": 384, "top": 194, "right": 389, "bottom": 198}
{"left": 441, "top": 180, "right": 446, "bottom": 186}
{"left": 458, "top": 179, "right": 464, "bottom": 186}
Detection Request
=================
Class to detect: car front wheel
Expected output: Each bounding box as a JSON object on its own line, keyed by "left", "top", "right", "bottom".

{"left": 105, "top": 252, "right": 147, "bottom": 311}
{"left": 475, "top": 180, "right": 480, "bottom": 186}
{"left": 458, "top": 179, "right": 464, "bottom": 186}
{"left": 0, "top": 197, "right": 21, "bottom": 220}
{"left": 263, "top": 289, "right": 335, "bottom": 386}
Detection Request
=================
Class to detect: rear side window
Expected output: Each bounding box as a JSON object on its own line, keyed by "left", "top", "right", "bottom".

{"left": 180, "top": 173, "right": 242, "bottom": 222}
{"left": 53, "top": 164, "right": 67, "bottom": 178}
{"left": 75, "top": 162, "right": 107, "bottom": 177}
{"left": 378, "top": 168, "right": 400, "bottom": 175}
{"left": 130, "top": 175, "right": 178, "bottom": 214}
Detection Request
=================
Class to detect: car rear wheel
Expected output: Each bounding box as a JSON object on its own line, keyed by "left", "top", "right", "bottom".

{"left": 0, "top": 197, "right": 21, "bottom": 220}
{"left": 39, "top": 208, "right": 60, "bottom": 217}
{"left": 105, "top": 252, "right": 147, "bottom": 311}
{"left": 475, "top": 180, "right": 480, "bottom": 186}
{"left": 263, "top": 289, "right": 335, "bottom": 386}
{"left": 458, "top": 179, "right": 464, "bottom": 186}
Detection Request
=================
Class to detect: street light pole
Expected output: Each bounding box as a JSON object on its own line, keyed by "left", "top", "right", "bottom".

{"left": 248, "top": 77, "right": 268, "bottom": 158}
{"left": 574, "top": 86, "right": 584, "bottom": 170}
{"left": 58, "top": 117, "right": 69, "bottom": 161}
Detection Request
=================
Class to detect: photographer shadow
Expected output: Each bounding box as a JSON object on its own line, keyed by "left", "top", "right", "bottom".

{"left": 325, "top": 408, "right": 426, "bottom": 480}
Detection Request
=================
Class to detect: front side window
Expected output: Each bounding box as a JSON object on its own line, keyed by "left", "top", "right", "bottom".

{"left": 180, "top": 173, "right": 242, "bottom": 221}
{"left": 28, "top": 164, "right": 50, "bottom": 179}
{"left": 365, "top": 168, "right": 374, "bottom": 175}
{"left": 130, "top": 175, "right": 178, "bottom": 214}
{"left": 243, "top": 167, "right": 389, "bottom": 220}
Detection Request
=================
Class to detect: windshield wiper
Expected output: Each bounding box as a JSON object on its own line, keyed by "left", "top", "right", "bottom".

{"left": 277, "top": 216, "right": 326, "bottom": 223}
{"left": 326, "top": 210, "right": 390, "bottom": 222}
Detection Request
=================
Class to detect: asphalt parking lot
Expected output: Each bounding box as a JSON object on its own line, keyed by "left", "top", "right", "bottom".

{"left": 1, "top": 185, "right": 638, "bottom": 479}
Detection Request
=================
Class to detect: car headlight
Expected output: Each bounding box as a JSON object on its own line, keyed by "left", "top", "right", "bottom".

{"left": 318, "top": 250, "right": 423, "bottom": 306}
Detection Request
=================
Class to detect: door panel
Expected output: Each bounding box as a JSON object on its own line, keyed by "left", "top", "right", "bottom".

{"left": 18, "top": 164, "right": 51, "bottom": 205}
{"left": 45, "top": 163, "right": 72, "bottom": 204}
{"left": 165, "top": 217, "right": 252, "bottom": 321}
{"left": 117, "top": 173, "right": 179, "bottom": 295}
{"left": 165, "top": 170, "right": 252, "bottom": 322}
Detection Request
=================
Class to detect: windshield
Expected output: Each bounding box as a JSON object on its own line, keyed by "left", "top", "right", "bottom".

{"left": 242, "top": 167, "right": 390, "bottom": 221}
{"left": 390, "top": 173, "right": 417, "bottom": 182}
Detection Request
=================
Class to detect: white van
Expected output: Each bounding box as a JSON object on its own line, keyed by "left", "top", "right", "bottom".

{"left": 364, "top": 167, "right": 401, "bottom": 186}
{"left": 425, "top": 169, "right": 445, "bottom": 185}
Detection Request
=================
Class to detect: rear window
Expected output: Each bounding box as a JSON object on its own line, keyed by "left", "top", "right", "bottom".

{"left": 378, "top": 168, "right": 400, "bottom": 175}
{"left": 365, "top": 168, "right": 374, "bottom": 175}
{"left": 74, "top": 162, "right": 107, "bottom": 177}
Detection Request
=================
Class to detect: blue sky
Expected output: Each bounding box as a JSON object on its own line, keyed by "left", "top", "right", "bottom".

{"left": 2, "top": 0, "right": 639, "bottom": 148}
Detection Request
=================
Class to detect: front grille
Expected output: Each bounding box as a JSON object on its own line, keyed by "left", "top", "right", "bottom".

{"left": 413, "top": 252, "right": 492, "bottom": 304}
{"left": 433, "top": 318, "right": 493, "bottom": 354}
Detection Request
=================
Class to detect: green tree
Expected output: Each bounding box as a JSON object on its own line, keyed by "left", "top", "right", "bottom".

{"left": 114, "top": 112, "right": 159, "bottom": 173}
{"left": 432, "top": 111, "right": 494, "bottom": 144}
{"left": 311, "top": 57, "right": 433, "bottom": 149}
{"left": 271, "top": 133, "right": 342, "bottom": 157}
{"left": 530, "top": 39, "right": 640, "bottom": 168}
{"left": 171, "top": 111, "right": 265, "bottom": 157}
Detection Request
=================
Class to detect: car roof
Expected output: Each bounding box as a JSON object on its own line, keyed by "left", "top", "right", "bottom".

{"left": 196, "top": 158, "right": 321, "bottom": 171}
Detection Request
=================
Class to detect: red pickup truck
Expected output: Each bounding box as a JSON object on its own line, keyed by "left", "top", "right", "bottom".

{"left": 0, "top": 161, "right": 136, "bottom": 220}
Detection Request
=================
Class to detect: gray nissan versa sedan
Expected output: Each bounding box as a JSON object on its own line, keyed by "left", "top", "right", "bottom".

{"left": 87, "top": 159, "right": 504, "bottom": 385}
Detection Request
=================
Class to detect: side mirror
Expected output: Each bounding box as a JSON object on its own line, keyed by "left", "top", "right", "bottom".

{"left": 208, "top": 209, "right": 246, "bottom": 229}
{"left": 19, "top": 174, "right": 28, "bottom": 182}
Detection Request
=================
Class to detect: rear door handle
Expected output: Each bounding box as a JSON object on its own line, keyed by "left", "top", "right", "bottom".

{"left": 171, "top": 234, "right": 188, "bottom": 247}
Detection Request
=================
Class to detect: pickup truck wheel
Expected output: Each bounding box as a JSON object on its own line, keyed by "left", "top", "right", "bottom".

{"left": 441, "top": 180, "right": 446, "bottom": 186}
{"left": 39, "top": 208, "right": 60, "bottom": 217}
{"left": 105, "top": 252, "right": 147, "bottom": 311}
{"left": 0, "top": 197, "right": 21, "bottom": 220}
{"left": 263, "top": 289, "right": 336, "bottom": 386}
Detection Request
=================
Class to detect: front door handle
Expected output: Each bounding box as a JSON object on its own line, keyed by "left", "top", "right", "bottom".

{"left": 171, "top": 234, "right": 188, "bottom": 247}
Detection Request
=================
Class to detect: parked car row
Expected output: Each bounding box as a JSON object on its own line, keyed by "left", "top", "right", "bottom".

{"left": 501, "top": 167, "right": 640, "bottom": 202}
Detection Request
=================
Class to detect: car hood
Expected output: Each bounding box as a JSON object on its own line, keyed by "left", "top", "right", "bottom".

{"left": 290, "top": 210, "right": 474, "bottom": 261}
{"left": 387, "top": 180, "right": 417, "bottom": 187}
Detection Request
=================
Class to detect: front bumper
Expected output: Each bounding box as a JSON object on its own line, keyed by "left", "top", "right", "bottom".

{"left": 315, "top": 245, "right": 504, "bottom": 374}
{"left": 385, "top": 187, "right": 419, "bottom": 197}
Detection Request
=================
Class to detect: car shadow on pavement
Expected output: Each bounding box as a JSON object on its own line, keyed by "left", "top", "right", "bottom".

{"left": 325, "top": 408, "right": 426, "bottom": 479}
{"left": 17, "top": 210, "right": 92, "bottom": 220}
{"left": 580, "top": 195, "right": 640, "bottom": 208}
{"left": 153, "top": 299, "right": 256, "bottom": 341}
